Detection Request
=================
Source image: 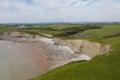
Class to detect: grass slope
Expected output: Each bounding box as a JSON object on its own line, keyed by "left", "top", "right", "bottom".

{"left": 32, "top": 24, "right": 120, "bottom": 80}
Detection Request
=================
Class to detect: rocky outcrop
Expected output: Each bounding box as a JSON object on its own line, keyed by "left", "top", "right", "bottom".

{"left": 0, "top": 32, "right": 35, "bottom": 39}
{"left": 53, "top": 39, "right": 110, "bottom": 58}
{"left": 0, "top": 32, "right": 40, "bottom": 42}
{"left": 38, "top": 37, "right": 110, "bottom": 69}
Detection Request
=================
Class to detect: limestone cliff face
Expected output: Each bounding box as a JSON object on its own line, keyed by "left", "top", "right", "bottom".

{"left": 53, "top": 39, "right": 110, "bottom": 58}
{"left": 0, "top": 32, "right": 110, "bottom": 58}
{"left": 0, "top": 32, "right": 34, "bottom": 38}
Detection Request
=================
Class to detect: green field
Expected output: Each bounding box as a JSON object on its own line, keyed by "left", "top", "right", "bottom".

{"left": 18, "top": 24, "right": 101, "bottom": 38}
{"left": 31, "top": 24, "right": 120, "bottom": 80}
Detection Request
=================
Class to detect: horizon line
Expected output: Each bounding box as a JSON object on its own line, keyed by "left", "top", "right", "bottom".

{"left": 0, "top": 21, "right": 120, "bottom": 25}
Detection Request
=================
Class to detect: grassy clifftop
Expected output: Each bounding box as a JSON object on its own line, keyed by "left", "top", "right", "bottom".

{"left": 32, "top": 24, "right": 120, "bottom": 80}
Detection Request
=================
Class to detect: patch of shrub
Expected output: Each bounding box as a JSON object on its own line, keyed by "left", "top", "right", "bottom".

{"left": 53, "top": 25, "right": 101, "bottom": 37}
{"left": 103, "top": 33, "right": 120, "bottom": 38}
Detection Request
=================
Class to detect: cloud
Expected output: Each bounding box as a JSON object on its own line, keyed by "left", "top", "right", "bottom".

{"left": 0, "top": 0, "right": 120, "bottom": 23}
{"left": 70, "top": 0, "right": 94, "bottom": 6}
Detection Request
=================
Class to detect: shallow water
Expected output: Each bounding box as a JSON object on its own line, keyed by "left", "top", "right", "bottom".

{"left": 0, "top": 40, "right": 48, "bottom": 80}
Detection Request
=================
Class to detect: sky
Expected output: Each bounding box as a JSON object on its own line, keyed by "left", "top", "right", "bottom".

{"left": 0, "top": 0, "right": 120, "bottom": 23}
